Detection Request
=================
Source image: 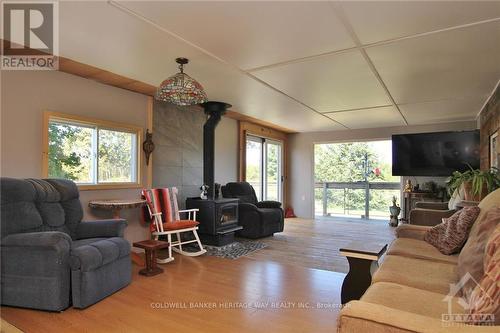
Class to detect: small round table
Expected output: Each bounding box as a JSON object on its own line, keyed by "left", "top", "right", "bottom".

{"left": 88, "top": 199, "right": 146, "bottom": 219}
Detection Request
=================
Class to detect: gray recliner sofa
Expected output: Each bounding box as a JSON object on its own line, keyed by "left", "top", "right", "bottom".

{"left": 0, "top": 178, "right": 131, "bottom": 311}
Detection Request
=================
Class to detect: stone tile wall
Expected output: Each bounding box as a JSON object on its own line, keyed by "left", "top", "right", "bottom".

{"left": 153, "top": 101, "right": 205, "bottom": 208}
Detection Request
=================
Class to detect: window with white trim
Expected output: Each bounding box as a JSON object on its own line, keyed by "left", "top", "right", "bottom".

{"left": 44, "top": 112, "right": 142, "bottom": 187}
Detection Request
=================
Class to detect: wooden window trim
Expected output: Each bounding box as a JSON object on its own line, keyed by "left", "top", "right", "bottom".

{"left": 42, "top": 111, "right": 144, "bottom": 191}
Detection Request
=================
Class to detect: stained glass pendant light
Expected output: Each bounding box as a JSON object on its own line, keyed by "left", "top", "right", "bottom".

{"left": 155, "top": 57, "right": 208, "bottom": 106}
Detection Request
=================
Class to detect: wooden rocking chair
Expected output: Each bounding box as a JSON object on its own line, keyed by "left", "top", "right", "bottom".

{"left": 142, "top": 187, "right": 206, "bottom": 263}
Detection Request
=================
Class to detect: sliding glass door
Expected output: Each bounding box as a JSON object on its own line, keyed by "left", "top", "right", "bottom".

{"left": 245, "top": 135, "right": 283, "bottom": 202}
{"left": 265, "top": 140, "right": 282, "bottom": 202}
{"left": 246, "top": 136, "right": 263, "bottom": 199}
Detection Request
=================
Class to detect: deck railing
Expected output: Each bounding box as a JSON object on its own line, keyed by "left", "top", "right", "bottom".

{"left": 314, "top": 181, "right": 401, "bottom": 219}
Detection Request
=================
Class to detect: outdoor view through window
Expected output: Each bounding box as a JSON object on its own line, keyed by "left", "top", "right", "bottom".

{"left": 48, "top": 120, "right": 138, "bottom": 184}
{"left": 314, "top": 140, "right": 400, "bottom": 219}
{"left": 246, "top": 136, "right": 282, "bottom": 202}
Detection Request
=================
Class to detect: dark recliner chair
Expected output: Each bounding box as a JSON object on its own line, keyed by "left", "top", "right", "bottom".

{"left": 221, "top": 182, "right": 284, "bottom": 239}
{"left": 0, "top": 178, "right": 131, "bottom": 311}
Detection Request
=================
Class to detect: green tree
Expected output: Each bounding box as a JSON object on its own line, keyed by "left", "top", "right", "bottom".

{"left": 48, "top": 123, "right": 90, "bottom": 180}
{"left": 314, "top": 142, "right": 400, "bottom": 217}
{"left": 98, "top": 130, "right": 134, "bottom": 182}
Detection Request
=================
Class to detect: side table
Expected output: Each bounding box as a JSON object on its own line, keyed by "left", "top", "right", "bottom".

{"left": 133, "top": 240, "right": 170, "bottom": 277}
{"left": 88, "top": 199, "right": 146, "bottom": 219}
{"left": 339, "top": 242, "right": 388, "bottom": 304}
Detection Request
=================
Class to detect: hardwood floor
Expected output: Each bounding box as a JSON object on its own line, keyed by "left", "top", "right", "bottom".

{"left": 1, "top": 256, "right": 345, "bottom": 333}
{"left": 1, "top": 217, "right": 395, "bottom": 332}
{"left": 245, "top": 217, "right": 396, "bottom": 273}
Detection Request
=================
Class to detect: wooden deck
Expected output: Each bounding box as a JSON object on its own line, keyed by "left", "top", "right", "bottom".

{"left": 1, "top": 217, "right": 396, "bottom": 332}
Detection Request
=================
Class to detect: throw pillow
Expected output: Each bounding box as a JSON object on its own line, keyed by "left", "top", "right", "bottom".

{"left": 468, "top": 224, "right": 500, "bottom": 325}
{"left": 458, "top": 208, "right": 500, "bottom": 300}
{"left": 424, "top": 206, "right": 480, "bottom": 255}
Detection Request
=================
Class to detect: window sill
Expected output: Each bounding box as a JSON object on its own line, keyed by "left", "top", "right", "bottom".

{"left": 78, "top": 183, "right": 143, "bottom": 191}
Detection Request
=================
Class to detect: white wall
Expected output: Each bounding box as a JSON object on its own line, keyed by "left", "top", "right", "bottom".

{"left": 1, "top": 70, "right": 151, "bottom": 245}
{"left": 1, "top": 70, "right": 239, "bottom": 246}
{"left": 288, "top": 121, "right": 478, "bottom": 218}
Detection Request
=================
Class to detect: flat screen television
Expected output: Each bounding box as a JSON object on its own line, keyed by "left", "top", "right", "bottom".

{"left": 392, "top": 130, "right": 480, "bottom": 176}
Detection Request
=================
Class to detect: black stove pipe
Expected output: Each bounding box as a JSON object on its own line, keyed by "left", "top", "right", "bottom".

{"left": 201, "top": 101, "right": 231, "bottom": 199}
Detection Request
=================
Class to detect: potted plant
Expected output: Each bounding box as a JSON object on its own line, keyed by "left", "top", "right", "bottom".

{"left": 446, "top": 166, "right": 500, "bottom": 201}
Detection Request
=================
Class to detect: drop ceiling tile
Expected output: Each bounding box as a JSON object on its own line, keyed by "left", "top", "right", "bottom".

{"left": 366, "top": 21, "right": 500, "bottom": 104}
{"left": 340, "top": 1, "right": 500, "bottom": 44}
{"left": 252, "top": 50, "right": 390, "bottom": 113}
{"left": 325, "top": 106, "right": 406, "bottom": 129}
{"left": 58, "top": 1, "right": 341, "bottom": 133}
{"left": 119, "top": 1, "right": 355, "bottom": 70}
{"left": 399, "top": 97, "right": 486, "bottom": 125}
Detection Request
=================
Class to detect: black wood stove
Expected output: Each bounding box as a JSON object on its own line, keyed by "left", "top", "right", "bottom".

{"left": 186, "top": 197, "right": 240, "bottom": 246}
{"left": 186, "top": 101, "right": 242, "bottom": 246}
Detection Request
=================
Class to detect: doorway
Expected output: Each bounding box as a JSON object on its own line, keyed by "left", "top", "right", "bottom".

{"left": 245, "top": 135, "right": 283, "bottom": 202}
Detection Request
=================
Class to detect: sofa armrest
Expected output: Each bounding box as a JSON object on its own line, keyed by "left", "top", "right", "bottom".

{"left": 415, "top": 201, "right": 449, "bottom": 210}
{"left": 256, "top": 201, "right": 282, "bottom": 209}
{"left": 2, "top": 231, "right": 72, "bottom": 250}
{"left": 238, "top": 202, "right": 259, "bottom": 212}
{"left": 1, "top": 231, "right": 72, "bottom": 311}
{"left": 395, "top": 224, "right": 432, "bottom": 240}
{"left": 76, "top": 219, "right": 127, "bottom": 239}
{"left": 338, "top": 301, "right": 495, "bottom": 333}
{"left": 409, "top": 208, "right": 455, "bottom": 226}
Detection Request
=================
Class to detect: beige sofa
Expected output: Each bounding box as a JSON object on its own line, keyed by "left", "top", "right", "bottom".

{"left": 337, "top": 189, "right": 500, "bottom": 333}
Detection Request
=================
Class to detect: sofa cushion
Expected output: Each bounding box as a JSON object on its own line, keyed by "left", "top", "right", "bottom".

{"left": 424, "top": 206, "right": 480, "bottom": 255}
{"left": 70, "top": 237, "right": 130, "bottom": 272}
{"left": 72, "top": 237, "right": 108, "bottom": 248}
{"left": 468, "top": 224, "right": 500, "bottom": 325}
{"left": 161, "top": 220, "right": 199, "bottom": 231}
{"left": 395, "top": 224, "right": 431, "bottom": 240}
{"left": 476, "top": 189, "right": 500, "bottom": 216}
{"left": 387, "top": 238, "right": 458, "bottom": 264}
{"left": 361, "top": 282, "right": 465, "bottom": 319}
{"left": 45, "top": 179, "right": 83, "bottom": 238}
{"left": 0, "top": 178, "right": 42, "bottom": 236}
{"left": 466, "top": 188, "right": 500, "bottom": 244}
{"left": 28, "top": 179, "right": 66, "bottom": 228}
{"left": 222, "top": 182, "right": 258, "bottom": 204}
{"left": 458, "top": 207, "right": 500, "bottom": 299}
{"left": 372, "top": 255, "right": 458, "bottom": 295}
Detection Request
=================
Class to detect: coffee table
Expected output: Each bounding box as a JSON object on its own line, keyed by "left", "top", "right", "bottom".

{"left": 339, "top": 241, "right": 387, "bottom": 304}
